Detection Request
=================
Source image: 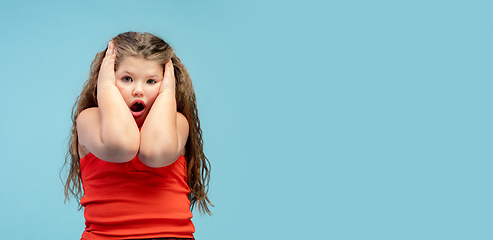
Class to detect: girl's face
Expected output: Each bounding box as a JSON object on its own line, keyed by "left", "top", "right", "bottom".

{"left": 115, "top": 56, "right": 163, "bottom": 126}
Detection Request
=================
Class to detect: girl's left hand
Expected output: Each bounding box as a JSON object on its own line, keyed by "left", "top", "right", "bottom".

{"left": 159, "top": 60, "right": 176, "bottom": 94}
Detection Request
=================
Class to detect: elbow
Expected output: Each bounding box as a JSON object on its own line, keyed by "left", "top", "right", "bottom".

{"left": 111, "top": 148, "right": 139, "bottom": 163}
{"left": 104, "top": 139, "right": 140, "bottom": 163}
{"left": 138, "top": 144, "right": 181, "bottom": 168}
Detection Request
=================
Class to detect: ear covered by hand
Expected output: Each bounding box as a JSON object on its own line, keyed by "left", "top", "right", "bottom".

{"left": 159, "top": 60, "right": 176, "bottom": 94}
{"left": 98, "top": 42, "right": 117, "bottom": 86}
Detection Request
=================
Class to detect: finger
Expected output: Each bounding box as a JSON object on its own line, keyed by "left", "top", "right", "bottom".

{"left": 164, "top": 59, "right": 175, "bottom": 79}
{"left": 160, "top": 60, "right": 176, "bottom": 92}
{"left": 105, "top": 42, "right": 115, "bottom": 58}
{"left": 99, "top": 42, "right": 117, "bottom": 85}
{"left": 101, "top": 42, "right": 116, "bottom": 70}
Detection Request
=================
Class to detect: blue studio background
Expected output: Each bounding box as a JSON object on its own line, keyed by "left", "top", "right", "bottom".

{"left": 0, "top": 0, "right": 492, "bottom": 239}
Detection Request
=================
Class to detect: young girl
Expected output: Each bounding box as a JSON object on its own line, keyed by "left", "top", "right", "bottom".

{"left": 64, "top": 32, "right": 212, "bottom": 240}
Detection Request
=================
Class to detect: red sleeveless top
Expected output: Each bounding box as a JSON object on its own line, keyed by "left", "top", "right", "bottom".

{"left": 80, "top": 153, "right": 194, "bottom": 239}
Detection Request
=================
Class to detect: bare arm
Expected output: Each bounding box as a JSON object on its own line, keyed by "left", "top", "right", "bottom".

{"left": 139, "top": 60, "right": 189, "bottom": 167}
{"left": 77, "top": 42, "right": 140, "bottom": 162}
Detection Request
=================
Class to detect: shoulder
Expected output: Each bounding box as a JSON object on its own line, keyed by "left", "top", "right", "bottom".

{"left": 177, "top": 112, "right": 188, "bottom": 124}
{"left": 77, "top": 107, "right": 99, "bottom": 123}
{"left": 77, "top": 107, "right": 103, "bottom": 130}
{"left": 77, "top": 108, "right": 99, "bottom": 158}
{"left": 177, "top": 112, "right": 189, "bottom": 134}
{"left": 77, "top": 107, "right": 101, "bottom": 136}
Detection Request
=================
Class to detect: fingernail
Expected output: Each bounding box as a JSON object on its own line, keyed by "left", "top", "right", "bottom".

{"left": 109, "top": 42, "right": 116, "bottom": 54}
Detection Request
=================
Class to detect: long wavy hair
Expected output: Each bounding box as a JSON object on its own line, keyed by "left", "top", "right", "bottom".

{"left": 63, "top": 31, "right": 212, "bottom": 214}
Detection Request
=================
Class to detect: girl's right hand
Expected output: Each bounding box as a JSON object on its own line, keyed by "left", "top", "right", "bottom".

{"left": 98, "top": 42, "right": 117, "bottom": 86}
{"left": 79, "top": 41, "right": 140, "bottom": 162}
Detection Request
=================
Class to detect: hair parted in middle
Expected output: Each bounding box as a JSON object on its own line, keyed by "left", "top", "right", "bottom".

{"left": 64, "top": 31, "right": 213, "bottom": 215}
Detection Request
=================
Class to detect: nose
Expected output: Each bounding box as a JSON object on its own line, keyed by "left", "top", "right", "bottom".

{"left": 133, "top": 82, "right": 144, "bottom": 97}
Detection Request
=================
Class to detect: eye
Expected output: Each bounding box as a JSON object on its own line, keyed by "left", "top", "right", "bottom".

{"left": 122, "top": 76, "right": 132, "bottom": 82}
{"left": 147, "top": 79, "right": 157, "bottom": 84}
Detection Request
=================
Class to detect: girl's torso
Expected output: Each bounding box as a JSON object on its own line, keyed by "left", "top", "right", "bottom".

{"left": 79, "top": 149, "right": 194, "bottom": 239}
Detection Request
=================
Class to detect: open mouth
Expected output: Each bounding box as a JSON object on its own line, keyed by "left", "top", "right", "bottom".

{"left": 130, "top": 102, "right": 145, "bottom": 112}
{"left": 130, "top": 100, "right": 145, "bottom": 117}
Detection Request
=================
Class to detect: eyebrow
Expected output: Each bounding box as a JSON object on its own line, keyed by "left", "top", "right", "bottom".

{"left": 120, "top": 71, "right": 160, "bottom": 79}
{"left": 120, "top": 70, "right": 133, "bottom": 75}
